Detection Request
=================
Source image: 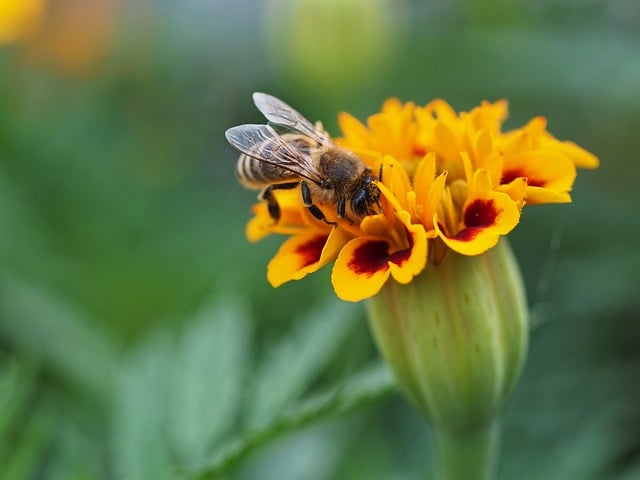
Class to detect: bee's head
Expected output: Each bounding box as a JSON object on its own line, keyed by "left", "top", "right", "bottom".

{"left": 351, "top": 177, "right": 381, "bottom": 219}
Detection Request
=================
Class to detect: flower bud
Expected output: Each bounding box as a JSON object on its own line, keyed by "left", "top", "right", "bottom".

{"left": 263, "top": 0, "right": 407, "bottom": 94}
{"left": 366, "top": 239, "right": 528, "bottom": 432}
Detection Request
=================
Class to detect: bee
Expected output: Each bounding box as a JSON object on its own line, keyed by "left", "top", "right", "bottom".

{"left": 225, "top": 93, "right": 381, "bottom": 225}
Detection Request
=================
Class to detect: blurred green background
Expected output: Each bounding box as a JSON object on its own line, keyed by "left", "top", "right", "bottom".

{"left": 1, "top": 0, "right": 639, "bottom": 478}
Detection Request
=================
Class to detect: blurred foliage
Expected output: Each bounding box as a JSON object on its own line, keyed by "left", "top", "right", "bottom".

{"left": 0, "top": 0, "right": 639, "bottom": 478}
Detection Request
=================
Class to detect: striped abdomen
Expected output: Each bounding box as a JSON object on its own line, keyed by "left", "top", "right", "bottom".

{"left": 235, "top": 133, "right": 315, "bottom": 189}
{"left": 235, "top": 154, "right": 299, "bottom": 188}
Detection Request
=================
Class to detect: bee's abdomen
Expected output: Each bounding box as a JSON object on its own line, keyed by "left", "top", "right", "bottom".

{"left": 236, "top": 154, "right": 298, "bottom": 188}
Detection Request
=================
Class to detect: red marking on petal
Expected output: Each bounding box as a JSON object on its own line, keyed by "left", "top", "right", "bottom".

{"left": 464, "top": 198, "right": 498, "bottom": 228}
{"left": 389, "top": 247, "right": 412, "bottom": 265}
{"left": 349, "top": 241, "right": 390, "bottom": 276}
{"left": 502, "top": 169, "right": 544, "bottom": 187}
{"left": 295, "top": 235, "right": 328, "bottom": 268}
{"left": 448, "top": 199, "right": 500, "bottom": 243}
{"left": 414, "top": 145, "right": 428, "bottom": 157}
{"left": 388, "top": 230, "right": 414, "bottom": 266}
{"left": 452, "top": 226, "right": 484, "bottom": 242}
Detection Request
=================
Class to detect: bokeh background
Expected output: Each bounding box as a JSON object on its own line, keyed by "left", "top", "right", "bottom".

{"left": 1, "top": 0, "right": 639, "bottom": 478}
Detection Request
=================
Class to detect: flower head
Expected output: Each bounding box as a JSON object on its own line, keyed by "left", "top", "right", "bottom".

{"left": 242, "top": 97, "right": 598, "bottom": 302}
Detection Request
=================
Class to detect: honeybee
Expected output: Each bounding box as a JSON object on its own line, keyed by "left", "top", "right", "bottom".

{"left": 225, "top": 93, "right": 381, "bottom": 225}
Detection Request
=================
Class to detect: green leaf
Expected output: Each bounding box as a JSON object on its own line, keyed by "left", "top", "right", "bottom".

{"left": 246, "top": 301, "right": 359, "bottom": 429}
{"left": 0, "top": 357, "right": 38, "bottom": 451}
{"left": 192, "top": 362, "right": 395, "bottom": 479}
{"left": 167, "top": 299, "right": 251, "bottom": 467}
{"left": 0, "top": 396, "right": 57, "bottom": 480}
{"left": 112, "top": 297, "right": 252, "bottom": 479}
{"left": 45, "top": 418, "right": 106, "bottom": 480}
{"left": 0, "top": 274, "right": 117, "bottom": 401}
{"left": 111, "top": 332, "right": 174, "bottom": 480}
{"left": 0, "top": 357, "right": 40, "bottom": 474}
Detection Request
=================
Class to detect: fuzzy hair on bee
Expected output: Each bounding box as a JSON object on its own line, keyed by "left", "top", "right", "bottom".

{"left": 225, "top": 92, "right": 382, "bottom": 225}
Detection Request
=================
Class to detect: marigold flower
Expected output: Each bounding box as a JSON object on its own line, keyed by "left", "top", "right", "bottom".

{"left": 231, "top": 94, "right": 598, "bottom": 477}
{"left": 243, "top": 97, "right": 598, "bottom": 302}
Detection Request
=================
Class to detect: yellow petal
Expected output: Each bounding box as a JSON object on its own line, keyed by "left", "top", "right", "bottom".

{"left": 246, "top": 203, "right": 274, "bottom": 242}
{"left": 413, "top": 153, "right": 437, "bottom": 208}
{"left": 524, "top": 186, "right": 571, "bottom": 204}
{"left": 435, "top": 192, "right": 520, "bottom": 256}
{"left": 425, "top": 99, "right": 458, "bottom": 124}
{"left": 337, "top": 112, "right": 376, "bottom": 148}
{"left": 380, "top": 155, "right": 411, "bottom": 208}
{"left": 498, "top": 177, "right": 527, "bottom": 207}
{"left": 540, "top": 137, "right": 600, "bottom": 169}
{"left": 245, "top": 187, "right": 325, "bottom": 242}
{"left": 388, "top": 216, "right": 428, "bottom": 284}
{"left": 267, "top": 227, "right": 351, "bottom": 287}
{"left": 413, "top": 153, "right": 447, "bottom": 230}
{"left": 502, "top": 150, "right": 577, "bottom": 205}
{"left": 381, "top": 97, "right": 403, "bottom": 114}
{"left": 434, "top": 122, "right": 460, "bottom": 161}
{"left": 267, "top": 233, "right": 329, "bottom": 287}
{"left": 368, "top": 113, "right": 393, "bottom": 147}
{"left": 332, "top": 237, "right": 392, "bottom": 302}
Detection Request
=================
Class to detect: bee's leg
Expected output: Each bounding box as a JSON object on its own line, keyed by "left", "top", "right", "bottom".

{"left": 378, "top": 161, "right": 384, "bottom": 182}
{"left": 260, "top": 182, "right": 299, "bottom": 221}
{"left": 337, "top": 197, "right": 346, "bottom": 219}
{"left": 375, "top": 197, "right": 383, "bottom": 214}
{"left": 301, "top": 181, "right": 336, "bottom": 226}
{"left": 337, "top": 197, "right": 355, "bottom": 225}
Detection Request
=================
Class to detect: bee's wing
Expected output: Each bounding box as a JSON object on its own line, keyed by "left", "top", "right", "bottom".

{"left": 225, "top": 124, "right": 326, "bottom": 185}
{"left": 253, "top": 92, "right": 331, "bottom": 145}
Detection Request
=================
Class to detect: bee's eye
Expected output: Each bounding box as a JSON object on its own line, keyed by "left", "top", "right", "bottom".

{"left": 351, "top": 189, "right": 369, "bottom": 217}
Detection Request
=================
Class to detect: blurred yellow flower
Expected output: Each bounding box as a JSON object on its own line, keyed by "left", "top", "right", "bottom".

{"left": 0, "top": 0, "right": 45, "bottom": 44}
{"left": 244, "top": 97, "right": 599, "bottom": 302}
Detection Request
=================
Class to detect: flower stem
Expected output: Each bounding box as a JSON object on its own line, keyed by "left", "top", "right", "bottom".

{"left": 434, "top": 421, "right": 499, "bottom": 480}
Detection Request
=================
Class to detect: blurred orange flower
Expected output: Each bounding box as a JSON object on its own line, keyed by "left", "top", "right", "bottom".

{"left": 1, "top": 0, "right": 120, "bottom": 75}
{"left": 26, "top": 0, "right": 120, "bottom": 74}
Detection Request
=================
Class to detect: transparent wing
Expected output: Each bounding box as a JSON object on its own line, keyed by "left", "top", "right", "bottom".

{"left": 225, "top": 124, "right": 326, "bottom": 185}
{"left": 252, "top": 92, "right": 332, "bottom": 145}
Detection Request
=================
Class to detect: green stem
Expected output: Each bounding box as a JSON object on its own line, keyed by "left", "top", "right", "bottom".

{"left": 434, "top": 421, "right": 499, "bottom": 480}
